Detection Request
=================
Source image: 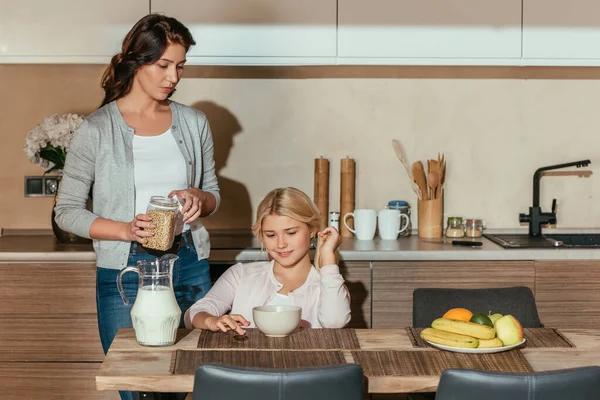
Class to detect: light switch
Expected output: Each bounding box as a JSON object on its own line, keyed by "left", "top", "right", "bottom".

{"left": 24, "top": 176, "right": 59, "bottom": 197}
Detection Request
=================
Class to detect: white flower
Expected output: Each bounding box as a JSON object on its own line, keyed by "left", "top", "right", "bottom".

{"left": 24, "top": 113, "right": 85, "bottom": 172}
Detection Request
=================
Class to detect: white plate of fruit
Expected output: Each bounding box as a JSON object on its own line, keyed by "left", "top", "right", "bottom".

{"left": 420, "top": 309, "right": 526, "bottom": 354}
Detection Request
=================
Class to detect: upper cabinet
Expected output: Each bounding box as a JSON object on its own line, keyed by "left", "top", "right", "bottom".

{"left": 337, "top": 0, "right": 522, "bottom": 65}
{"left": 151, "top": 0, "right": 337, "bottom": 65}
{"left": 0, "top": 0, "right": 148, "bottom": 62}
{"left": 523, "top": 0, "right": 600, "bottom": 65}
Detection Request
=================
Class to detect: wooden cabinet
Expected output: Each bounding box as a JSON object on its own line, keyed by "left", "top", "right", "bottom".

{"left": 337, "top": 0, "right": 522, "bottom": 64}
{"left": 535, "top": 260, "right": 600, "bottom": 329}
{"left": 0, "top": 263, "right": 112, "bottom": 398}
{"left": 151, "top": 0, "right": 337, "bottom": 64}
{"left": 371, "top": 261, "right": 535, "bottom": 328}
{"left": 340, "top": 261, "right": 372, "bottom": 328}
{"left": 523, "top": 0, "right": 600, "bottom": 65}
{"left": 0, "top": 0, "right": 147, "bottom": 62}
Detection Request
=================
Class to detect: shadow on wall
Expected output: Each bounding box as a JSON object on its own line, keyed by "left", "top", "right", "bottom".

{"left": 192, "top": 101, "right": 252, "bottom": 230}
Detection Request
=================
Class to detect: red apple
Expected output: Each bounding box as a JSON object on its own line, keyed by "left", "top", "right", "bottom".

{"left": 494, "top": 315, "right": 524, "bottom": 345}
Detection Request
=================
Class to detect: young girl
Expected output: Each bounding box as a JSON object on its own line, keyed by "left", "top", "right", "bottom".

{"left": 186, "top": 187, "right": 351, "bottom": 335}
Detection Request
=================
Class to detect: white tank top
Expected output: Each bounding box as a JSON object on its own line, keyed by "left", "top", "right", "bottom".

{"left": 132, "top": 129, "right": 189, "bottom": 232}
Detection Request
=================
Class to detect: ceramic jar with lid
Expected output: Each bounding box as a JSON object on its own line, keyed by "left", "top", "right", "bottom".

{"left": 387, "top": 200, "right": 411, "bottom": 237}
{"left": 446, "top": 217, "right": 465, "bottom": 238}
{"left": 465, "top": 218, "right": 485, "bottom": 238}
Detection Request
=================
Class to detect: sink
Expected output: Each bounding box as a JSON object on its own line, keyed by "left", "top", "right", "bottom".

{"left": 484, "top": 233, "right": 600, "bottom": 249}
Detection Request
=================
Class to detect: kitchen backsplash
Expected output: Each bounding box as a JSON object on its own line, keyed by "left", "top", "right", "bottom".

{"left": 1, "top": 64, "right": 597, "bottom": 230}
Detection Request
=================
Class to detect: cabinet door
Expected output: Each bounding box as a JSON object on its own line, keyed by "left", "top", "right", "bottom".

{"left": 340, "top": 262, "right": 372, "bottom": 329}
{"left": 535, "top": 261, "right": 600, "bottom": 329}
{"left": 338, "top": 0, "right": 521, "bottom": 63}
{"left": 523, "top": 0, "right": 600, "bottom": 64}
{"left": 372, "top": 261, "right": 535, "bottom": 329}
{"left": 152, "top": 0, "right": 337, "bottom": 63}
{"left": 0, "top": 0, "right": 148, "bottom": 62}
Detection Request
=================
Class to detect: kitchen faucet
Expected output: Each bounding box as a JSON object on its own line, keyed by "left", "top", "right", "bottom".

{"left": 519, "top": 159, "right": 591, "bottom": 236}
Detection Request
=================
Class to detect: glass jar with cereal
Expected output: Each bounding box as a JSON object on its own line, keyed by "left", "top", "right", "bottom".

{"left": 144, "top": 196, "right": 179, "bottom": 251}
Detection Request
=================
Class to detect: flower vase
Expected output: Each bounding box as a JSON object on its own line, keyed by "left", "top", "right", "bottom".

{"left": 51, "top": 175, "right": 92, "bottom": 245}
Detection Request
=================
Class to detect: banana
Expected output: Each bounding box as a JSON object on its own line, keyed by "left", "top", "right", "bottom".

{"left": 477, "top": 338, "right": 504, "bottom": 348}
{"left": 431, "top": 318, "right": 496, "bottom": 339}
{"left": 420, "top": 327, "right": 479, "bottom": 348}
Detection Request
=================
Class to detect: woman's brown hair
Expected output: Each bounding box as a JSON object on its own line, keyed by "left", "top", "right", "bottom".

{"left": 100, "top": 14, "right": 195, "bottom": 107}
{"left": 251, "top": 187, "right": 335, "bottom": 270}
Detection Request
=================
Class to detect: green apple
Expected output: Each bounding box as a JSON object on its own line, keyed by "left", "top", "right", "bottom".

{"left": 494, "top": 315, "right": 524, "bottom": 346}
{"left": 488, "top": 313, "right": 503, "bottom": 325}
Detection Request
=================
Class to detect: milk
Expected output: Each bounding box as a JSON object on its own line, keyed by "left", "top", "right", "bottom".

{"left": 130, "top": 285, "right": 181, "bottom": 346}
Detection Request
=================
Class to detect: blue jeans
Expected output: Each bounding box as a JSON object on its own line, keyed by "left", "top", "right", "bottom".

{"left": 96, "top": 237, "right": 212, "bottom": 400}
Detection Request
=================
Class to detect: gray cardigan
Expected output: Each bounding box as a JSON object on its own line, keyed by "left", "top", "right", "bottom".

{"left": 55, "top": 101, "right": 220, "bottom": 270}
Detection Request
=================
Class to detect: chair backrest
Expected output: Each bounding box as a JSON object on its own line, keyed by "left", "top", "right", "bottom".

{"left": 436, "top": 367, "right": 600, "bottom": 400}
{"left": 412, "top": 286, "right": 543, "bottom": 328}
{"left": 192, "top": 363, "right": 364, "bottom": 400}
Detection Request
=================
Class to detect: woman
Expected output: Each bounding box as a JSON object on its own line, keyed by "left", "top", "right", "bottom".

{"left": 55, "top": 13, "right": 218, "bottom": 400}
{"left": 186, "top": 187, "right": 351, "bottom": 335}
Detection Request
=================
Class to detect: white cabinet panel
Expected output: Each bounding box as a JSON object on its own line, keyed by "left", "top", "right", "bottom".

{"left": 338, "top": 0, "right": 522, "bottom": 64}
{"left": 523, "top": 0, "right": 600, "bottom": 65}
{"left": 0, "top": 0, "right": 148, "bottom": 62}
{"left": 152, "top": 0, "right": 336, "bottom": 64}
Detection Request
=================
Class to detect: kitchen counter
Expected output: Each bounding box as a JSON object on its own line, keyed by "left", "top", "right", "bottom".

{"left": 1, "top": 228, "right": 599, "bottom": 262}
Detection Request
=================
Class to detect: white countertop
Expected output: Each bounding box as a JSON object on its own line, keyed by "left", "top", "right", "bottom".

{"left": 1, "top": 229, "right": 598, "bottom": 263}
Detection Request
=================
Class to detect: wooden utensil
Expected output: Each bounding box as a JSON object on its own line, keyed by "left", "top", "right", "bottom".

{"left": 427, "top": 170, "right": 440, "bottom": 200}
{"left": 412, "top": 161, "right": 429, "bottom": 201}
{"left": 392, "top": 139, "right": 422, "bottom": 200}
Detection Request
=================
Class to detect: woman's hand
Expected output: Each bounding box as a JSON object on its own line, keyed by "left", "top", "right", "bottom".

{"left": 205, "top": 314, "right": 250, "bottom": 335}
{"left": 317, "top": 226, "right": 342, "bottom": 266}
{"left": 122, "top": 214, "right": 155, "bottom": 244}
{"left": 168, "top": 188, "right": 206, "bottom": 224}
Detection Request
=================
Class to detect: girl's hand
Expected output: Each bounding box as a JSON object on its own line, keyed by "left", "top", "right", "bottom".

{"left": 317, "top": 226, "right": 342, "bottom": 265}
{"left": 123, "top": 214, "right": 155, "bottom": 244}
{"left": 168, "top": 188, "right": 206, "bottom": 224}
{"left": 206, "top": 314, "right": 250, "bottom": 336}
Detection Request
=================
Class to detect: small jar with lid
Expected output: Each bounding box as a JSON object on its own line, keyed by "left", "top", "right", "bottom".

{"left": 465, "top": 218, "right": 485, "bottom": 238}
{"left": 446, "top": 217, "right": 465, "bottom": 238}
{"left": 387, "top": 200, "right": 412, "bottom": 237}
{"left": 144, "top": 196, "right": 180, "bottom": 251}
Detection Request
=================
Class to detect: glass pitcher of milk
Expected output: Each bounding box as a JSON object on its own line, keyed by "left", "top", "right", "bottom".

{"left": 117, "top": 254, "right": 181, "bottom": 346}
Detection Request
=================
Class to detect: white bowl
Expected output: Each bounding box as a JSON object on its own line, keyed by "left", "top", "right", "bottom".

{"left": 252, "top": 305, "right": 302, "bottom": 337}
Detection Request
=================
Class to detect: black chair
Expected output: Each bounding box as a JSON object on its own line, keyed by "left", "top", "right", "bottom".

{"left": 407, "top": 286, "right": 543, "bottom": 400}
{"left": 192, "top": 363, "right": 364, "bottom": 400}
{"left": 412, "top": 286, "right": 543, "bottom": 328}
{"left": 436, "top": 367, "right": 600, "bottom": 400}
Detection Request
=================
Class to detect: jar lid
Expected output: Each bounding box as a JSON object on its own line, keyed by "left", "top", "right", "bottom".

{"left": 149, "top": 196, "right": 179, "bottom": 208}
{"left": 465, "top": 218, "right": 484, "bottom": 225}
{"left": 388, "top": 200, "right": 409, "bottom": 207}
{"left": 447, "top": 217, "right": 463, "bottom": 223}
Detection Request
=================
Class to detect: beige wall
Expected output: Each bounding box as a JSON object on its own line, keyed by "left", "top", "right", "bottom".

{"left": 1, "top": 65, "right": 597, "bottom": 231}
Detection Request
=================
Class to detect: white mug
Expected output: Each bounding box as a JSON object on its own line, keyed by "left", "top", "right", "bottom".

{"left": 378, "top": 209, "right": 409, "bottom": 240}
{"left": 343, "top": 209, "right": 377, "bottom": 240}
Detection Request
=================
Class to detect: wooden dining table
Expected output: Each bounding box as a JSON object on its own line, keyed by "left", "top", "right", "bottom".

{"left": 96, "top": 328, "right": 600, "bottom": 394}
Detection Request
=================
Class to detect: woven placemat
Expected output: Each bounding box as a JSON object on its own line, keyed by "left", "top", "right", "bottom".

{"left": 171, "top": 350, "right": 346, "bottom": 375}
{"left": 406, "top": 327, "right": 574, "bottom": 348}
{"left": 197, "top": 328, "right": 360, "bottom": 350}
{"left": 351, "top": 350, "right": 533, "bottom": 376}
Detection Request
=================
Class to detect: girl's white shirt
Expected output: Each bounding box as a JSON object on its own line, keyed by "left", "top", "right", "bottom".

{"left": 185, "top": 260, "right": 351, "bottom": 329}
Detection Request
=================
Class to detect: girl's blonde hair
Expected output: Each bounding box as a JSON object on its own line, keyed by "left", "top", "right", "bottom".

{"left": 251, "top": 187, "right": 332, "bottom": 269}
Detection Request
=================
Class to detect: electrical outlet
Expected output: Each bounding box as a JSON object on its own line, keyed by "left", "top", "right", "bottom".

{"left": 24, "top": 176, "right": 59, "bottom": 197}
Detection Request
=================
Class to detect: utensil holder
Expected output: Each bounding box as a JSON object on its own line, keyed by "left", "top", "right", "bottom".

{"left": 418, "top": 192, "right": 444, "bottom": 239}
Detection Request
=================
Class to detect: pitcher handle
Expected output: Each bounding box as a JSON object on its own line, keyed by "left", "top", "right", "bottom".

{"left": 117, "top": 266, "right": 139, "bottom": 306}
